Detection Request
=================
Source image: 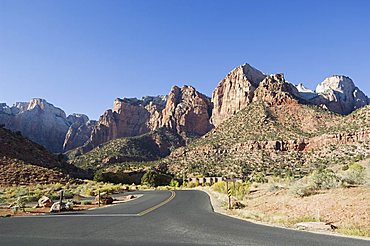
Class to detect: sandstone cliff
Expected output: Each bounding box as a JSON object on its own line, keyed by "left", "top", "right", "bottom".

{"left": 161, "top": 85, "right": 212, "bottom": 138}
{"left": 0, "top": 99, "right": 92, "bottom": 153}
{"left": 81, "top": 86, "right": 212, "bottom": 152}
{"left": 211, "top": 63, "right": 266, "bottom": 127}
{"left": 253, "top": 74, "right": 301, "bottom": 106}
{"left": 296, "top": 75, "right": 370, "bottom": 115}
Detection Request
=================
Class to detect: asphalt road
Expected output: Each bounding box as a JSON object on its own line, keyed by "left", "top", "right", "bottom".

{"left": 0, "top": 190, "right": 368, "bottom": 246}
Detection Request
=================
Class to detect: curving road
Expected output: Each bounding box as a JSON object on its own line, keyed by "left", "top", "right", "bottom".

{"left": 0, "top": 190, "right": 368, "bottom": 246}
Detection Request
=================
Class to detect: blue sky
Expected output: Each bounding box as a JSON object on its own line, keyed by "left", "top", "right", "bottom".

{"left": 1, "top": 0, "right": 369, "bottom": 119}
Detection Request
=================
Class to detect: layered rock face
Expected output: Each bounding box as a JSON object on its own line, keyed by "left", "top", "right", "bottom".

{"left": 63, "top": 118, "right": 97, "bottom": 151}
{"left": 296, "top": 76, "right": 370, "bottom": 115}
{"left": 84, "top": 97, "right": 166, "bottom": 151}
{"left": 211, "top": 63, "right": 266, "bottom": 127}
{"left": 0, "top": 99, "right": 91, "bottom": 153}
{"left": 253, "top": 74, "right": 301, "bottom": 106}
{"left": 83, "top": 86, "right": 212, "bottom": 151}
{"left": 315, "top": 75, "right": 370, "bottom": 114}
{"left": 162, "top": 86, "right": 213, "bottom": 137}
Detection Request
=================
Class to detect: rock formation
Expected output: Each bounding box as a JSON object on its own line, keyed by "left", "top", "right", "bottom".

{"left": 84, "top": 96, "right": 166, "bottom": 151}
{"left": 315, "top": 75, "right": 370, "bottom": 114}
{"left": 211, "top": 63, "right": 266, "bottom": 127}
{"left": 82, "top": 86, "right": 212, "bottom": 152}
{"left": 0, "top": 99, "right": 92, "bottom": 153}
{"left": 296, "top": 76, "right": 370, "bottom": 115}
{"left": 63, "top": 119, "right": 97, "bottom": 151}
{"left": 253, "top": 74, "right": 301, "bottom": 106}
{"left": 161, "top": 85, "right": 213, "bottom": 138}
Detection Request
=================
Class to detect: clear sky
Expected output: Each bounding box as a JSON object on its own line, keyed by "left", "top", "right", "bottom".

{"left": 1, "top": 0, "right": 369, "bottom": 120}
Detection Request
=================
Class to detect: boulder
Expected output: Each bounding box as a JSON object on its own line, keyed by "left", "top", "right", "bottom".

{"left": 231, "top": 201, "right": 246, "bottom": 209}
{"left": 37, "top": 196, "right": 53, "bottom": 208}
{"left": 49, "top": 202, "right": 67, "bottom": 213}
{"left": 95, "top": 193, "right": 114, "bottom": 205}
{"left": 296, "top": 222, "right": 337, "bottom": 231}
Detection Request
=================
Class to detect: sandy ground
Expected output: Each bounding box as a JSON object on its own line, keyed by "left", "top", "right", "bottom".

{"left": 199, "top": 185, "right": 370, "bottom": 239}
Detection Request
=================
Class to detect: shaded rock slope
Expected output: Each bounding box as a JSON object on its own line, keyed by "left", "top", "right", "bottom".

{"left": 0, "top": 127, "right": 89, "bottom": 186}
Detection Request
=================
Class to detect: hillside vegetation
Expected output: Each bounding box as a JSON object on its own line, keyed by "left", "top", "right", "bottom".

{"left": 155, "top": 102, "right": 370, "bottom": 179}
{"left": 0, "top": 127, "right": 88, "bottom": 186}
{"left": 68, "top": 128, "right": 184, "bottom": 171}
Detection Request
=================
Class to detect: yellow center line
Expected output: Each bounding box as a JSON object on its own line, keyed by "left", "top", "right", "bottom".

{"left": 137, "top": 190, "right": 176, "bottom": 216}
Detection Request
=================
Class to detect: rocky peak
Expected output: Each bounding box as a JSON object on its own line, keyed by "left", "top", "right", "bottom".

{"left": 295, "top": 83, "right": 317, "bottom": 100}
{"left": 26, "top": 98, "right": 66, "bottom": 118}
{"left": 67, "top": 113, "right": 89, "bottom": 125}
{"left": 211, "top": 63, "right": 266, "bottom": 127}
{"left": 316, "top": 75, "right": 355, "bottom": 94}
{"left": 305, "top": 75, "right": 370, "bottom": 115}
{"left": 162, "top": 85, "right": 213, "bottom": 137}
{"left": 253, "top": 74, "right": 301, "bottom": 106}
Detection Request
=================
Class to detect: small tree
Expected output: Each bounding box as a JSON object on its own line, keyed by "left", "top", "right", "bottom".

{"left": 141, "top": 170, "right": 159, "bottom": 187}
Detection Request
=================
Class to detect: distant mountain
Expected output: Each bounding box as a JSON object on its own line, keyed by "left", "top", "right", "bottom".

{"left": 0, "top": 99, "right": 94, "bottom": 153}
{"left": 1, "top": 63, "right": 369, "bottom": 176}
{"left": 296, "top": 75, "right": 370, "bottom": 115}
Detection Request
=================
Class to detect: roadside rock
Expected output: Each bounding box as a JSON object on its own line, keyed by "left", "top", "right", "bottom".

{"left": 37, "top": 196, "right": 53, "bottom": 208}
{"left": 49, "top": 202, "right": 67, "bottom": 213}
{"left": 296, "top": 222, "right": 337, "bottom": 231}
{"left": 95, "top": 193, "right": 114, "bottom": 205}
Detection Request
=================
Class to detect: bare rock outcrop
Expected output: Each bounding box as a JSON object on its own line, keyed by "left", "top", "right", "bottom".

{"left": 296, "top": 76, "right": 369, "bottom": 115}
{"left": 315, "top": 75, "right": 369, "bottom": 115}
{"left": 211, "top": 63, "right": 266, "bottom": 127}
{"left": 0, "top": 99, "right": 70, "bottom": 153}
{"left": 82, "top": 86, "right": 212, "bottom": 152}
{"left": 253, "top": 74, "right": 301, "bottom": 106}
{"left": 63, "top": 120, "right": 97, "bottom": 151}
{"left": 0, "top": 99, "right": 95, "bottom": 153}
{"left": 161, "top": 85, "right": 213, "bottom": 138}
{"left": 83, "top": 97, "right": 166, "bottom": 152}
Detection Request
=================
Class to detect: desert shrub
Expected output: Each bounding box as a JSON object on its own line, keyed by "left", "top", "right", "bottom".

{"left": 341, "top": 163, "right": 366, "bottom": 186}
{"left": 290, "top": 183, "right": 316, "bottom": 197}
{"left": 81, "top": 200, "right": 92, "bottom": 205}
{"left": 234, "top": 182, "right": 250, "bottom": 200}
{"left": 250, "top": 172, "right": 268, "bottom": 183}
{"left": 63, "top": 191, "right": 74, "bottom": 199}
{"left": 169, "top": 179, "right": 179, "bottom": 188}
{"left": 212, "top": 181, "right": 227, "bottom": 193}
{"left": 309, "top": 168, "right": 339, "bottom": 189}
{"left": 212, "top": 181, "right": 249, "bottom": 199}
{"left": 12, "top": 196, "right": 27, "bottom": 214}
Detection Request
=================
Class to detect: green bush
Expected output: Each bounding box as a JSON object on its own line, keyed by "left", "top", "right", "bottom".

{"left": 81, "top": 200, "right": 92, "bottom": 205}
{"left": 310, "top": 168, "right": 339, "bottom": 189}
{"left": 341, "top": 163, "right": 366, "bottom": 186}
{"left": 290, "top": 183, "right": 315, "bottom": 197}
{"left": 212, "top": 181, "right": 250, "bottom": 199}
{"left": 169, "top": 179, "right": 179, "bottom": 188}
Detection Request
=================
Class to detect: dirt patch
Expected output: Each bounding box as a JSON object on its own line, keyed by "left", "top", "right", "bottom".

{"left": 200, "top": 186, "right": 370, "bottom": 239}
